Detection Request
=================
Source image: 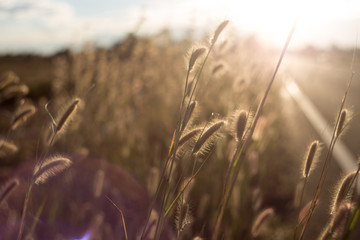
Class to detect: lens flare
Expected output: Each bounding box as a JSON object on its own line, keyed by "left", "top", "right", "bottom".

{"left": 73, "top": 230, "right": 91, "bottom": 240}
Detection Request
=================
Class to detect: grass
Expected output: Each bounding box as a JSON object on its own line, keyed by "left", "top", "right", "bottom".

{"left": 0, "top": 19, "right": 359, "bottom": 240}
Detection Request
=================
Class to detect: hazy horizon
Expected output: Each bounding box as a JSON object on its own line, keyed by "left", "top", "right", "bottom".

{"left": 0, "top": 0, "right": 359, "bottom": 55}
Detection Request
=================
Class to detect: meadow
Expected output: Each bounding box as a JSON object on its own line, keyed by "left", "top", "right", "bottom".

{"left": 0, "top": 21, "right": 360, "bottom": 239}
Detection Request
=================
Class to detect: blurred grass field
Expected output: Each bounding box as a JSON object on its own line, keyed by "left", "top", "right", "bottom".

{"left": 0, "top": 26, "right": 360, "bottom": 239}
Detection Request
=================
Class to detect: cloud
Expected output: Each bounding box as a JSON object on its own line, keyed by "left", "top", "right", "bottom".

{"left": 0, "top": 0, "right": 359, "bottom": 53}
{"left": 0, "top": 0, "right": 74, "bottom": 24}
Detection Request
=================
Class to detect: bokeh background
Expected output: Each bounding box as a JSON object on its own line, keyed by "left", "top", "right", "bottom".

{"left": 1, "top": 0, "right": 360, "bottom": 239}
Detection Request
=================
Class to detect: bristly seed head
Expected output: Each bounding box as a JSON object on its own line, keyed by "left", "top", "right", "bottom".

{"left": 33, "top": 155, "right": 72, "bottom": 184}
{"left": 181, "top": 101, "right": 197, "bottom": 131}
{"left": 211, "top": 20, "right": 229, "bottom": 45}
{"left": 235, "top": 110, "right": 248, "bottom": 141}
{"left": 0, "top": 139, "right": 18, "bottom": 158}
{"left": 11, "top": 103, "right": 36, "bottom": 130}
{"left": 0, "top": 71, "right": 20, "bottom": 90}
{"left": 188, "top": 48, "right": 206, "bottom": 72}
{"left": 178, "top": 128, "right": 202, "bottom": 148}
{"left": 193, "top": 120, "right": 225, "bottom": 154}
{"left": 331, "top": 171, "right": 357, "bottom": 215}
{"left": 175, "top": 199, "right": 193, "bottom": 233}
{"left": 303, "top": 140, "right": 320, "bottom": 178}
{"left": 335, "top": 109, "right": 348, "bottom": 138}
{"left": 55, "top": 98, "right": 81, "bottom": 134}
{"left": 330, "top": 202, "right": 352, "bottom": 239}
{"left": 251, "top": 208, "right": 274, "bottom": 238}
{"left": 211, "top": 63, "right": 225, "bottom": 77}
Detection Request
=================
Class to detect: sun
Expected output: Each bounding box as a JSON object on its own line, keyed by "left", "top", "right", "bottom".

{"left": 190, "top": 0, "right": 354, "bottom": 48}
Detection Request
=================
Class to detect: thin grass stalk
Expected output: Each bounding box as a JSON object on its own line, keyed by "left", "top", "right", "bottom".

{"left": 298, "top": 47, "right": 356, "bottom": 240}
{"left": 212, "top": 21, "right": 297, "bottom": 240}
{"left": 106, "top": 196, "right": 128, "bottom": 240}
{"left": 294, "top": 141, "right": 320, "bottom": 239}
{"left": 17, "top": 99, "right": 80, "bottom": 240}
{"left": 155, "top": 22, "right": 228, "bottom": 240}
{"left": 29, "top": 199, "right": 45, "bottom": 237}
{"left": 292, "top": 176, "right": 309, "bottom": 240}
{"left": 139, "top": 142, "right": 176, "bottom": 239}
{"left": 17, "top": 182, "right": 33, "bottom": 240}
{"left": 222, "top": 110, "right": 251, "bottom": 195}
{"left": 165, "top": 151, "right": 211, "bottom": 217}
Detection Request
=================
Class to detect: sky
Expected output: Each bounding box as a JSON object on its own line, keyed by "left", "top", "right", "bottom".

{"left": 0, "top": 0, "right": 359, "bottom": 54}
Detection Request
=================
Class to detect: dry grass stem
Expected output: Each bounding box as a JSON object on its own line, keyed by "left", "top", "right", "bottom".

{"left": 298, "top": 200, "right": 319, "bottom": 224}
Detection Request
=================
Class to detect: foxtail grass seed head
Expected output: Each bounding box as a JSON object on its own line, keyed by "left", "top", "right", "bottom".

{"left": 181, "top": 101, "right": 197, "bottom": 131}
{"left": 0, "top": 178, "right": 19, "bottom": 204}
{"left": 175, "top": 200, "right": 193, "bottom": 233}
{"left": 178, "top": 128, "right": 202, "bottom": 148}
{"left": 335, "top": 108, "right": 353, "bottom": 138}
{"left": 211, "top": 20, "right": 229, "bottom": 45}
{"left": 188, "top": 47, "right": 206, "bottom": 72}
{"left": 0, "top": 84, "right": 29, "bottom": 102}
{"left": 331, "top": 171, "right": 357, "bottom": 215}
{"left": 55, "top": 98, "right": 81, "bottom": 134}
{"left": 0, "top": 71, "right": 20, "bottom": 90}
{"left": 302, "top": 140, "right": 320, "bottom": 178}
{"left": 11, "top": 104, "right": 36, "bottom": 130}
{"left": 235, "top": 110, "right": 248, "bottom": 141}
{"left": 251, "top": 208, "right": 274, "bottom": 238}
{"left": 211, "top": 63, "right": 225, "bottom": 76}
{"left": 193, "top": 120, "right": 225, "bottom": 154}
{"left": 0, "top": 139, "right": 18, "bottom": 158}
{"left": 330, "top": 202, "right": 352, "bottom": 239}
{"left": 33, "top": 155, "right": 72, "bottom": 184}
